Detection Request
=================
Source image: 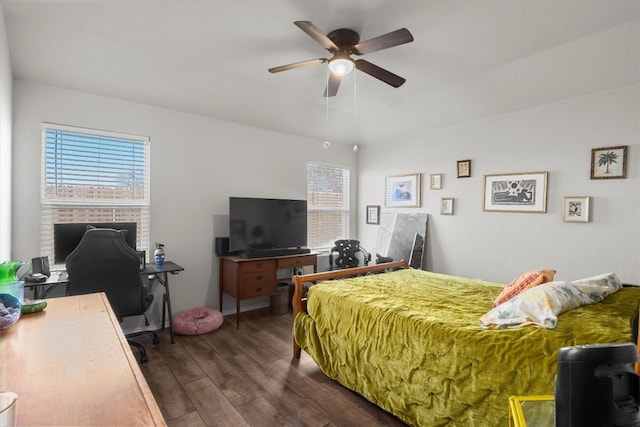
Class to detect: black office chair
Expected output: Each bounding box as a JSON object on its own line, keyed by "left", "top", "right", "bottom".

{"left": 65, "top": 227, "right": 159, "bottom": 363}
{"left": 328, "top": 239, "right": 371, "bottom": 270}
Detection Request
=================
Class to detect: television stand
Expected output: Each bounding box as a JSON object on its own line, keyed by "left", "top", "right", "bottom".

{"left": 242, "top": 247, "right": 311, "bottom": 259}
{"left": 219, "top": 251, "right": 318, "bottom": 328}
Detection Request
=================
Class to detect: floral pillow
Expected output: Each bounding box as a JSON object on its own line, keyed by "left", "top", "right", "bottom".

{"left": 480, "top": 272, "right": 623, "bottom": 329}
{"left": 492, "top": 269, "right": 556, "bottom": 308}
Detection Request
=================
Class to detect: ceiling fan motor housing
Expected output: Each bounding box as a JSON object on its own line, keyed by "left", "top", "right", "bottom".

{"left": 327, "top": 28, "right": 360, "bottom": 53}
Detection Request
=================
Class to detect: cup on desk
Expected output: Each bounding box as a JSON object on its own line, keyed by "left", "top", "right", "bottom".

{"left": 0, "top": 391, "right": 17, "bottom": 426}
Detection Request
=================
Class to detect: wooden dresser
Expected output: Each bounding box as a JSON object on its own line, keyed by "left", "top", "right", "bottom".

{"left": 0, "top": 293, "right": 166, "bottom": 426}
{"left": 219, "top": 253, "right": 318, "bottom": 328}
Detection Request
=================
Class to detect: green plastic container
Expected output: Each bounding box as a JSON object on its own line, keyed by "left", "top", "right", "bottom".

{"left": 0, "top": 261, "right": 25, "bottom": 330}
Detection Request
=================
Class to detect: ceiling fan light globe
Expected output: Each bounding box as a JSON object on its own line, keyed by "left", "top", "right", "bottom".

{"left": 329, "top": 58, "right": 354, "bottom": 76}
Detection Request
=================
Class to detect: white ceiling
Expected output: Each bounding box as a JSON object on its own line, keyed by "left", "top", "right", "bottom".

{"left": 2, "top": 0, "right": 639, "bottom": 146}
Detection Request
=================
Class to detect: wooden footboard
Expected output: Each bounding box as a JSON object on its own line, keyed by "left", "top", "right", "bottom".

{"left": 291, "top": 260, "right": 409, "bottom": 359}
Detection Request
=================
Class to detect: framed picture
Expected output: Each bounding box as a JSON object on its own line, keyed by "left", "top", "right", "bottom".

{"left": 385, "top": 173, "right": 422, "bottom": 207}
{"left": 562, "top": 196, "right": 590, "bottom": 223}
{"left": 590, "top": 145, "right": 628, "bottom": 179}
{"left": 457, "top": 160, "right": 471, "bottom": 178}
{"left": 430, "top": 173, "right": 442, "bottom": 190}
{"left": 483, "top": 171, "right": 548, "bottom": 213}
{"left": 440, "top": 198, "right": 454, "bottom": 215}
{"left": 366, "top": 205, "right": 380, "bottom": 224}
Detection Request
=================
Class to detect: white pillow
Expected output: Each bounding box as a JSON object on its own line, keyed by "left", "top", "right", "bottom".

{"left": 480, "top": 272, "right": 622, "bottom": 329}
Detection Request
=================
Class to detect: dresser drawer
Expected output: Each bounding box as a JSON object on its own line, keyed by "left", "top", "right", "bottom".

{"left": 240, "top": 259, "right": 277, "bottom": 273}
{"left": 241, "top": 274, "right": 276, "bottom": 298}
{"left": 277, "top": 254, "right": 317, "bottom": 270}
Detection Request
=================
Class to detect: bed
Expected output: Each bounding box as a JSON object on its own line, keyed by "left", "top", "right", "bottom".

{"left": 291, "top": 261, "right": 640, "bottom": 426}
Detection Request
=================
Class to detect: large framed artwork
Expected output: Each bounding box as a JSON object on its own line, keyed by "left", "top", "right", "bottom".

{"left": 385, "top": 173, "right": 422, "bottom": 208}
{"left": 590, "top": 145, "right": 628, "bottom": 179}
{"left": 482, "top": 172, "right": 548, "bottom": 213}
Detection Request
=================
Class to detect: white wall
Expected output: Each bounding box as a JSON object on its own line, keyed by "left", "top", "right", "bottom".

{"left": 357, "top": 85, "right": 640, "bottom": 285}
{"left": 11, "top": 79, "right": 357, "bottom": 327}
{"left": 0, "top": 3, "right": 12, "bottom": 260}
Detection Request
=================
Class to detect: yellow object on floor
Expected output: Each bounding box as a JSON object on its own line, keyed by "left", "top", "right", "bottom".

{"left": 508, "top": 395, "right": 555, "bottom": 427}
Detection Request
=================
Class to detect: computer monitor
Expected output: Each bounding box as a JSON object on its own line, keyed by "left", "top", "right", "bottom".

{"left": 53, "top": 222, "right": 137, "bottom": 265}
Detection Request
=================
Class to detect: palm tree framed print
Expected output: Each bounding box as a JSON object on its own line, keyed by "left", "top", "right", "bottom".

{"left": 591, "top": 145, "right": 628, "bottom": 179}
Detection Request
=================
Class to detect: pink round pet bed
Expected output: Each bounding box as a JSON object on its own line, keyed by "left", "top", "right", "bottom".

{"left": 173, "top": 306, "right": 223, "bottom": 336}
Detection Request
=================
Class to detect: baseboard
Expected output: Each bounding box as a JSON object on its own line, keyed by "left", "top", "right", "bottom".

{"left": 221, "top": 300, "right": 270, "bottom": 316}
{"left": 122, "top": 301, "right": 271, "bottom": 336}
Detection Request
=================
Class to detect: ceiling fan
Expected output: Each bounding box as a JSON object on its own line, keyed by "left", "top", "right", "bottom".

{"left": 268, "top": 21, "right": 414, "bottom": 97}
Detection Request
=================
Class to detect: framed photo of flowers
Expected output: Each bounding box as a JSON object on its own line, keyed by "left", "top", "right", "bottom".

{"left": 590, "top": 145, "right": 627, "bottom": 179}
{"left": 457, "top": 160, "right": 471, "bottom": 178}
{"left": 563, "top": 196, "right": 590, "bottom": 223}
{"left": 430, "top": 173, "right": 442, "bottom": 190}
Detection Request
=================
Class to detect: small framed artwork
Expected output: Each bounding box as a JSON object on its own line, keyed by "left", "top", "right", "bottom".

{"left": 430, "top": 173, "right": 442, "bottom": 190}
{"left": 385, "top": 173, "right": 422, "bottom": 208}
{"left": 562, "top": 196, "right": 590, "bottom": 223}
{"left": 366, "top": 205, "right": 380, "bottom": 225}
{"left": 483, "top": 171, "right": 548, "bottom": 213}
{"left": 590, "top": 145, "right": 628, "bottom": 179}
{"left": 440, "top": 198, "right": 454, "bottom": 215}
{"left": 457, "top": 160, "right": 471, "bottom": 178}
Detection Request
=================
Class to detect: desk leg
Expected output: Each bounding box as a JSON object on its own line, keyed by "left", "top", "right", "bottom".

{"left": 236, "top": 297, "right": 240, "bottom": 329}
{"left": 162, "top": 293, "right": 166, "bottom": 330}
{"left": 162, "top": 272, "right": 176, "bottom": 344}
{"left": 154, "top": 272, "right": 176, "bottom": 344}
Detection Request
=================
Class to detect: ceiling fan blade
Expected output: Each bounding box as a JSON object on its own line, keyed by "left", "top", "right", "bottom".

{"left": 353, "top": 28, "right": 414, "bottom": 55}
{"left": 294, "top": 21, "right": 338, "bottom": 52}
{"left": 268, "top": 58, "right": 326, "bottom": 73}
{"left": 323, "top": 73, "right": 341, "bottom": 97}
{"left": 355, "top": 59, "right": 406, "bottom": 88}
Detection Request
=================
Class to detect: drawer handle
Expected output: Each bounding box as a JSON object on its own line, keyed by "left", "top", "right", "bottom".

{"left": 257, "top": 263, "right": 262, "bottom": 268}
{"left": 257, "top": 275, "right": 262, "bottom": 280}
{"left": 257, "top": 287, "right": 262, "bottom": 292}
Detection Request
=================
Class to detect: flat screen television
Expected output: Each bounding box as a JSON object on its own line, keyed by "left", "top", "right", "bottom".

{"left": 53, "top": 222, "right": 137, "bottom": 265}
{"left": 229, "top": 197, "right": 308, "bottom": 257}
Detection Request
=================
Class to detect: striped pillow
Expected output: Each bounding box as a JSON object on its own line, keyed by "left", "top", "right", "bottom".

{"left": 492, "top": 269, "right": 556, "bottom": 308}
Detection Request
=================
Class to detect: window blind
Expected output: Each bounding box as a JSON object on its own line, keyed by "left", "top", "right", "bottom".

{"left": 307, "top": 162, "right": 350, "bottom": 249}
{"left": 40, "top": 123, "right": 150, "bottom": 263}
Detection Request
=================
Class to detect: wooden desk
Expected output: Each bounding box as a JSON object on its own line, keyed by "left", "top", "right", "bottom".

{"left": 0, "top": 293, "right": 166, "bottom": 426}
{"left": 220, "top": 252, "right": 318, "bottom": 328}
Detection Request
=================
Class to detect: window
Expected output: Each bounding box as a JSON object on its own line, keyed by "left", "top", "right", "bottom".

{"left": 307, "top": 162, "right": 350, "bottom": 249}
{"left": 41, "top": 123, "right": 150, "bottom": 263}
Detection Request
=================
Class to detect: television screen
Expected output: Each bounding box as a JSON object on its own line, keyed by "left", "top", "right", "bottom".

{"left": 53, "top": 222, "right": 137, "bottom": 265}
{"left": 229, "top": 197, "right": 307, "bottom": 254}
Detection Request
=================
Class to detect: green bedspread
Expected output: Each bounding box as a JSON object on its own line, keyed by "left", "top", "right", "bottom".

{"left": 293, "top": 269, "right": 640, "bottom": 426}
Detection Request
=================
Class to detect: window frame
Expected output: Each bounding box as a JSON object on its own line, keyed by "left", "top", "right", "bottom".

{"left": 40, "top": 122, "right": 150, "bottom": 264}
{"left": 306, "top": 161, "right": 351, "bottom": 250}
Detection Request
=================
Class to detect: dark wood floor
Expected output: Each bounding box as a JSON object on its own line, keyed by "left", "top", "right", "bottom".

{"left": 139, "top": 308, "right": 407, "bottom": 427}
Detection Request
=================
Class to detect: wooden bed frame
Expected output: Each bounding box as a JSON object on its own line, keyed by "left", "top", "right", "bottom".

{"left": 291, "top": 260, "right": 410, "bottom": 359}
